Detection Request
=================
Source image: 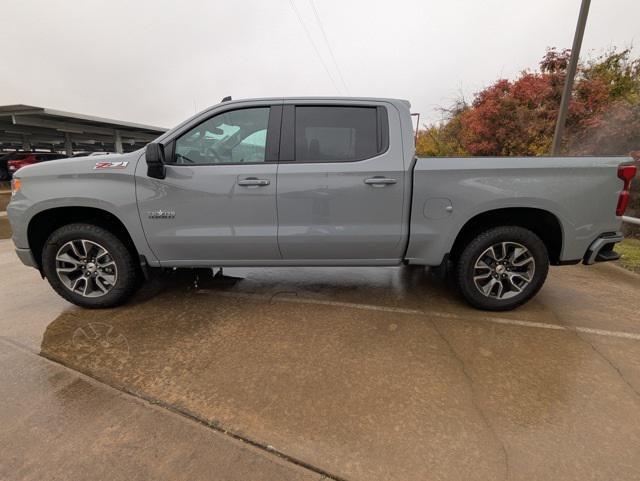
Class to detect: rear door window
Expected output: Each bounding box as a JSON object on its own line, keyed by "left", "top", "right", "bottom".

{"left": 293, "top": 106, "right": 386, "bottom": 162}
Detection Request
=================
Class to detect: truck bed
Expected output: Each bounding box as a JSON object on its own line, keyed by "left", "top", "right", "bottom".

{"left": 405, "top": 156, "right": 628, "bottom": 265}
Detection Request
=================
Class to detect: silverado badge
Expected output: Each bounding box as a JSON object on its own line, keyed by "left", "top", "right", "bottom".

{"left": 147, "top": 210, "right": 175, "bottom": 219}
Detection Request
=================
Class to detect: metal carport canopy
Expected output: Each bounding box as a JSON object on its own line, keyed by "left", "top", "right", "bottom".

{"left": 0, "top": 104, "right": 167, "bottom": 155}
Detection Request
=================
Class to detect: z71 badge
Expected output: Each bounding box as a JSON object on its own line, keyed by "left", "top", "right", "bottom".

{"left": 94, "top": 161, "right": 129, "bottom": 170}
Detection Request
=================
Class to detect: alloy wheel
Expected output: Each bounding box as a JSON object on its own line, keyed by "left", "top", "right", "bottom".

{"left": 473, "top": 241, "right": 535, "bottom": 300}
{"left": 55, "top": 239, "right": 118, "bottom": 298}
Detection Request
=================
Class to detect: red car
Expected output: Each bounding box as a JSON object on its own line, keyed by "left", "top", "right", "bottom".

{"left": 6, "top": 152, "right": 67, "bottom": 178}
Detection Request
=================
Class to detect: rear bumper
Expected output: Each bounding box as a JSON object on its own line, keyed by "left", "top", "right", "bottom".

{"left": 15, "top": 247, "right": 37, "bottom": 268}
{"left": 583, "top": 232, "right": 623, "bottom": 265}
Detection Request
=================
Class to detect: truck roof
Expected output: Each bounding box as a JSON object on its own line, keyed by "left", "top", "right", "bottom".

{"left": 218, "top": 96, "right": 411, "bottom": 109}
{"left": 156, "top": 97, "right": 413, "bottom": 143}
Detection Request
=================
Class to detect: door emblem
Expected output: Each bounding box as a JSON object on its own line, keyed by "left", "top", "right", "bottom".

{"left": 147, "top": 210, "right": 175, "bottom": 219}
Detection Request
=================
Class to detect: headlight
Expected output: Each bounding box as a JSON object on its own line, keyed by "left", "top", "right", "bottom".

{"left": 11, "top": 178, "right": 21, "bottom": 196}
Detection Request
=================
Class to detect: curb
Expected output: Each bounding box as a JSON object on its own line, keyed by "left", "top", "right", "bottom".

{"left": 605, "top": 261, "right": 640, "bottom": 280}
{"left": 0, "top": 337, "right": 332, "bottom": 481}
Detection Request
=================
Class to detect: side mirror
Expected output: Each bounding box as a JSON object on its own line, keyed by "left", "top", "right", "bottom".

{"left": 146, "top": 142, "right": 166, "bottom": 179}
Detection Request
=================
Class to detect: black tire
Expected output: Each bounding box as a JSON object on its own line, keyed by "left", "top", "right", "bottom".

{"left": 42, "top": 223, "right": 139, "bottom": 308}
{"left": 455, "top": 226, "right": 549, "bottom": 311}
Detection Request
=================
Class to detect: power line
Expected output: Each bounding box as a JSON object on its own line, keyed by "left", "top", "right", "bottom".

{"left": 307, "top": 0, "right": 350, "bottom": 95}
{"left": 287, "top": 0, "right": 342, "bottom": 94}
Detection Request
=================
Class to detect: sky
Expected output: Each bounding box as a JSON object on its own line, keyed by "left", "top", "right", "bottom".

{"left": 0, "top": 0, "right": 637, "bottom": 129}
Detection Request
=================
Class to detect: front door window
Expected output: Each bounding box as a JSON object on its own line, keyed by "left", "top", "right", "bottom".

{"left": 174, "top": 107, "right": 270, "bottom": 165}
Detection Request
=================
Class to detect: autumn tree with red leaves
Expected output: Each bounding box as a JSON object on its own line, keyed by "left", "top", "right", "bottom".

{"left": 417, "top": 48, "right": 640, "bottom": 157}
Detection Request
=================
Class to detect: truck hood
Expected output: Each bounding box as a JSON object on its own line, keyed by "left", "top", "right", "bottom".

{"left": 14, "top": 151, "right": 143, "bottom": 179}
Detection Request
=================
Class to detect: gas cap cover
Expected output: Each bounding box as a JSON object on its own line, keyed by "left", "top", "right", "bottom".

{"left": 423, "top": 198, "right": 453, "bottom": 220}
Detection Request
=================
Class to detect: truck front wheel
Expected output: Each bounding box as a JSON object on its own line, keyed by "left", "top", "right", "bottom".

{"left": 455, "top": 226, "right": 549, "bottom": 311}
{"left": 42, "top": 223, "right": 139, "bottom": 308}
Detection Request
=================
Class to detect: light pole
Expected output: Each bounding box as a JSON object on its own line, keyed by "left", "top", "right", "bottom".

{"left": 551, "top": 0, "right": 591, "bottom": 156}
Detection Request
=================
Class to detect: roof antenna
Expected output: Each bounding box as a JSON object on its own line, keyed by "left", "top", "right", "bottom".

{"left": 221, "top": 96, "right": 232, "bottom": 102}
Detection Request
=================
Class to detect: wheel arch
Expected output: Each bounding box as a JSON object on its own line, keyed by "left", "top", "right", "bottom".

{"left": 27, "top": 206, "right": 140, "bottom": 271}
{"left": 449, "top": 207, "right": 564, "bottom": 265}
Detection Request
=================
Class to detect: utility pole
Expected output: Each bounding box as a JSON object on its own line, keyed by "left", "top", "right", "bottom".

{"left": 551, "top": 0, "right": 591, "bottom": 156}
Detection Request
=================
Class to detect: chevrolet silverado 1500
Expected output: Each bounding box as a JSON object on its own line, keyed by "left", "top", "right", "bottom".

{"left": 7, "top": 97, "right": 637, "bottom": 310}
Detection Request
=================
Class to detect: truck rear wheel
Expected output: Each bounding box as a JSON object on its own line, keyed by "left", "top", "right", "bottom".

{"left": 455, "top": 226, "right": 549, "bottom": 311}
{"left": 42, "top": 223, "right": 139, "bottom": 308}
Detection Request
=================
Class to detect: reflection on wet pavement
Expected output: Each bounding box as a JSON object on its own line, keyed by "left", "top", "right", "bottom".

{"left": 29, "top": 263, "right": 640, "bottom": 481}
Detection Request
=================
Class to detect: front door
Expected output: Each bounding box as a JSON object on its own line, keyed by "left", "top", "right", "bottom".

{"left": 276, "top": 103, "right": 406, "bottom": 262}
{"left": 137, "top": 105, "right": 282, "bottom": 265}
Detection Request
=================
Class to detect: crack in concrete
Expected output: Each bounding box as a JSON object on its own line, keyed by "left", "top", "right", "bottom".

{"left": 573, "top": 330, "right": 640, "bottom": 401}
{"left": 428, "top": 319, "right": 511, "bottom": 481}
{"left": 541, "top": 307, "right": 640, "bottom": 404}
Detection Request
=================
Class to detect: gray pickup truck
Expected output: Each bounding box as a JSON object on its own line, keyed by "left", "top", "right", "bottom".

{"left": 7, "top": 97, "right": 636, "bottom": 310}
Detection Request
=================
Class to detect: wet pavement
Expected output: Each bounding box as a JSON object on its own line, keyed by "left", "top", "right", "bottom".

{"left": 1, "top": 239, "right": 640, "bottom": 480}
{"left": 0, "top": 341, "right": 321, "bottom": 481}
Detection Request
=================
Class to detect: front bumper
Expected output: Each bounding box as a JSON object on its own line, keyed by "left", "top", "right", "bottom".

{"left": 15, "top": 247, "right": 37, "bottom": 268}
{"left": 583, "top": 232, "right": 623, "bottom": 265}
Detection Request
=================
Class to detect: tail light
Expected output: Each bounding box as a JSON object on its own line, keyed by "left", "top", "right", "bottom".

{"left": 616, "top": 164, "right": 637, "bottom": 216}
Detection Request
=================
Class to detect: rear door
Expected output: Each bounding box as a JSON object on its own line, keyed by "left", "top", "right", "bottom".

{"left": 136, "top": 103, "right": 283, "bottom": 264}
{"left": 276, "top": 101, "right": 406, "bottom": 262}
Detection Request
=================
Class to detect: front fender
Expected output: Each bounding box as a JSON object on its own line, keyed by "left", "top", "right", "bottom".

{"left": 7, "top": 151, "right": 158, "bottom": 265}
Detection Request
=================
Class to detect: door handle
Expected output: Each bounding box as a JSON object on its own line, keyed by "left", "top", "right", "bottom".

{"left": 364, "top": 177, "right": 397, "bottom": 186}
{"left": 238, "top": 178, "right": 270, "bottom": 187}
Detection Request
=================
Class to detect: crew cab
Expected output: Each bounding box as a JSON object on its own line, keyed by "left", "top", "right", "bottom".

{"left": 7, "top": 97, "right": 636, "bottom": 310}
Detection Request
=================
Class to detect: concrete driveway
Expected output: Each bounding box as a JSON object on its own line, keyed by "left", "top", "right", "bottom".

{"left": 1, "top": 239, "right": 640, "bottom": 481}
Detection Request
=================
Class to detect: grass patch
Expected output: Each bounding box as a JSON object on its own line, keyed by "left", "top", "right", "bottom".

{"left": 616, "top": 238, "right": 640, "bottom": 273}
